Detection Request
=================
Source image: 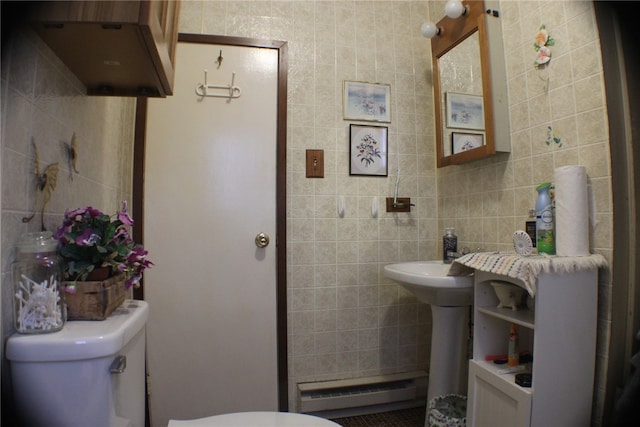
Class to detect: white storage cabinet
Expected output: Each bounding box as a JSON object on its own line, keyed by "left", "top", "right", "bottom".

{"left": 467, "top": 269, "right": 597, "bottom": 427}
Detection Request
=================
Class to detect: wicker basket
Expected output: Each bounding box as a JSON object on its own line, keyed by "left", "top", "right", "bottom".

{"left": 428, "top": 394, "right": 467, "bottom": 427}
{"left": 63, "top": 274, "right": 126, "bottom": 320}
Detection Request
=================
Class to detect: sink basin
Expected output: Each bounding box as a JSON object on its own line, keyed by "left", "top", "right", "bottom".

{"left": 384, "top": 260, "right": 473, "bottom": 306}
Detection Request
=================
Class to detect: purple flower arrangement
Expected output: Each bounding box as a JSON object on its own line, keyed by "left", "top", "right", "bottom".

{"left": 53, "top": 201, "right": 153, "bottom": 290}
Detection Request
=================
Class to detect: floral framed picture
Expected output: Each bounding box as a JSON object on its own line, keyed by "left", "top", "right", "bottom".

{"left": 446, "top": 92, "right": 485, "bottom": 130}
{"left": 343, "top": 81, "right": 391, "bottom": 123}
{"left": 349, "top": 124, "right": 388, "bottom": 176}
{"left": 452, "top": 132, "right": 485, "bottom": 154}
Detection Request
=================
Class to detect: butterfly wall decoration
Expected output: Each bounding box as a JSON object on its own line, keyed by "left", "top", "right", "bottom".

{"left": 63, "top": 131, "right": 79, "bottom": 178}
{"left": 22, "top": 139, "right": 59, "bottom": 230}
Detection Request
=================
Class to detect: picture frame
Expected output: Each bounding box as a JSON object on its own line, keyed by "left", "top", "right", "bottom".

{"left": 452, "top": 132, "right": 485, "bottom": 154}
{"left": 349, "top": 124, "right": 388, "bottom": 176}
{"left": 343, "top": 81, "right": 391, "bottom": 123}
{"left": 446, "top": 92, "right": 485, "bottom": 130}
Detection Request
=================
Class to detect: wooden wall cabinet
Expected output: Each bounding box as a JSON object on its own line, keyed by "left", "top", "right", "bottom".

{"left": 430, "top": 0, "right": 510, "bottom": 167}
{"left": 30, "top": 0, "right": 180, "bottom": 97}
{"left": 467, "top": 269, "right": 597, "bottom": 427}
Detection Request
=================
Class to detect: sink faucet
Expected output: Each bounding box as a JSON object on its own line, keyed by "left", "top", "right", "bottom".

{"left": 447, "top": 247, "right": 470, "bottom": 260}
{"left": 447, "top": 247, "right": 483, "bottom": 260}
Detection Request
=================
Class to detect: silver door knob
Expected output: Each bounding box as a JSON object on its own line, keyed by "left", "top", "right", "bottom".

{"left": 255, "top": 233, "right": 270, "bottom": 248}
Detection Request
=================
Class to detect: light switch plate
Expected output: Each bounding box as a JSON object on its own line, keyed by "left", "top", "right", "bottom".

{"left": 306, "top": 149, "right": 324, "bottom": 178}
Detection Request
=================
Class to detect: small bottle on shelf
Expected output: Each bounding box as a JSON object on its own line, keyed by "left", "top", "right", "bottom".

{"left": 508, "top": 323, "right": 520, "bottom": 367}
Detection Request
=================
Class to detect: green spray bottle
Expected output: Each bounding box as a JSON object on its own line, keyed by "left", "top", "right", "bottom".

{"left": 535, "top": 182, "right": 555, "bottom": 254}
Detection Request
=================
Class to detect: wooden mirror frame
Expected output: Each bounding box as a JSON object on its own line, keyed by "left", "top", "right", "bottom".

{"left": 431, "top": 0, "right": 509, "bottom": 168}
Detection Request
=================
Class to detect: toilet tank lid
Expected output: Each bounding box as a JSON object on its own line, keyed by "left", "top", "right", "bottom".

{"left": 6, "top": 300, "right": 148, "bottom": 362}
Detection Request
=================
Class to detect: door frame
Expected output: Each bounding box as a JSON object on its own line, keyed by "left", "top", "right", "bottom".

{"left": 132, "top": 34, "right": 288, "bottom": 412}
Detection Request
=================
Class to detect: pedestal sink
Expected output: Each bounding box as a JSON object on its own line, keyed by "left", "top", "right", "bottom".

{"left": 384, "top": 261, "right": 473, "bottom": 405}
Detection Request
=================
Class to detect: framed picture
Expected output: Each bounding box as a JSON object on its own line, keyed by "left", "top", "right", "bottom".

{"left": 349, "top": 124, "right": 388, "bottom": 176}
{"left": 343, "top": 81, "right": 391, "bottom": 122}
{"left": 446, "top": 92, "right": 485, "bottom": 130}
{"left": 452, "top": 132, "right": 485, "bottom": 154}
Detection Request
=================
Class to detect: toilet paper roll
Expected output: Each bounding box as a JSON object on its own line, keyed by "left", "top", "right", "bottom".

{"left": 554, "top": 165, "right": 590, "bottom": 256}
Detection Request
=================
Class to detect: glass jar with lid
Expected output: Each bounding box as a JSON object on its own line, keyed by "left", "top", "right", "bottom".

{"left": 12, "top": 231, "right": 65, "bottom": 333}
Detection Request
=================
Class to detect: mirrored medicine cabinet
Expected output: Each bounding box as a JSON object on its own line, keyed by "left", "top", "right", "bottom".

{"left": 430, "top": 0, "right": 510, "bottom": 167}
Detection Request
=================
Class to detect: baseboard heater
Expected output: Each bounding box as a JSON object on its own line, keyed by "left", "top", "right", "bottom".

{"left": 298, "top": 370, "right": 427, "bottom": 415}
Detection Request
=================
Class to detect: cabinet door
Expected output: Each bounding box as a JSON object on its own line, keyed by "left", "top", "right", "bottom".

{"left": 468, "top": 361, "right": 531, "bottom": 427}
{"left": 138, "top": 0, "right": 180, "bottom": 96}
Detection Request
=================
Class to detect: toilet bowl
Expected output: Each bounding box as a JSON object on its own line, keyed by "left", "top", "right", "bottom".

{"left": 168, "top": 411, "right": 341, "bottom": 426}
{"left": 7, "top": 299, "right": 338, "bottom": 427}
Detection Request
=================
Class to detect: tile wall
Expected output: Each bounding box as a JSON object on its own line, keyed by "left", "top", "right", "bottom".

{"left": 0, "top": 1, "right": 615, "bottom": 425}
{"left": 180, "top": 1, "right": 614, "bottom": 420}
{"left": 179, "top": 0, "right": 438, "bottom": 411}
{"left": 433, "top": 2, "right": 612, "bottom": 423}
{"left": 0, "top": 28, "right": 137, "bottom": 409}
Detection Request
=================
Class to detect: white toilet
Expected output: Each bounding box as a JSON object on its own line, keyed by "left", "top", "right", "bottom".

{"left": 6, "top": 300, "right": 149, "bottom": 427}
{"left": 6, "top": 299, "right": 339, "bottom": 427}
{"left": 167, "top": 412, "right": 341, "bottom": 426}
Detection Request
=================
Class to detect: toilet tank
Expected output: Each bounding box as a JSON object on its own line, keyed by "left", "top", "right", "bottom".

{"left": 6, "top": 299, "right": 149, "bottom": 427}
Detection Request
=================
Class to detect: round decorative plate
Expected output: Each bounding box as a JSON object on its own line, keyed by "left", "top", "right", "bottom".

{"left": 513, "top": 230, "right": 533, "bottom": 256}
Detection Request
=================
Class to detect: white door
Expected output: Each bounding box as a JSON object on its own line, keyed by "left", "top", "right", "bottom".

{"left": 143, "top": 41, "right": 279, "bottom": 427}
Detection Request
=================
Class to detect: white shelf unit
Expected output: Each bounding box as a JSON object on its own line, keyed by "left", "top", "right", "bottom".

{"left": 467, "top": 268, "right": 597, "bottom": 427}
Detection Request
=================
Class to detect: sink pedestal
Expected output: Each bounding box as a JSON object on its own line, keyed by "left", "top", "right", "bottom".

{"left": 382, "top": 260, "right": 473, "bottom": 421}
{"left": 428, "top": 305, "right": 469, "bottom": 404}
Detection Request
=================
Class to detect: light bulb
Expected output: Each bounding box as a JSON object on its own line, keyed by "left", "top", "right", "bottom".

{"left": 420, "top": 22, "right": 440, "bottom": 38}
{"left": 444, "top": 0, "right": 466, "bottom": 19}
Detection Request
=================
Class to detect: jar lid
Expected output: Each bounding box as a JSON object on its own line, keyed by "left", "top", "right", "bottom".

{"left": 16, "top": 231, "right": 58, "bottom": 253}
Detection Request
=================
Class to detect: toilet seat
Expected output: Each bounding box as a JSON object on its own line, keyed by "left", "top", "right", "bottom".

{"left": 167, "top": 411, "right": 341, "bottom": 426}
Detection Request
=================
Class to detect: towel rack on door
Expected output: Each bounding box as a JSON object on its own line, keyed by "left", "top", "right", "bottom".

{"left": 195, "top": 70, "right": 241, "bottom": 99}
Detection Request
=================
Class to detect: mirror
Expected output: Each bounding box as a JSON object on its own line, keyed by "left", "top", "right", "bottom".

{"left": 431, "top": 0, "right": 509, "bottom": 167}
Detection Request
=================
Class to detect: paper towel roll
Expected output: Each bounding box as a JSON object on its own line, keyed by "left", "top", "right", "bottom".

{"left": 554, "top": 165, "right": 590, "bottom": 256}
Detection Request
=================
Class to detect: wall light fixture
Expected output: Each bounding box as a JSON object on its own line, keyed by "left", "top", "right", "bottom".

{"left": 444, "top": 0, "right": 468, "bottom": 19}
{"left": 420, "top": 0, "right": 469, "bottom": 39}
